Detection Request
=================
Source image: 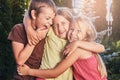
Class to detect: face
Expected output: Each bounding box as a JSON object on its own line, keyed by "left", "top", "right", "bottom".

{"left": 34, "top": 7, "right": 55, "bottom": 30}
{"left": 68, "top": 21, "right": 88, "bottom": 42}
{"left": 53, "top": 15, "right": 70, "bottom": 39}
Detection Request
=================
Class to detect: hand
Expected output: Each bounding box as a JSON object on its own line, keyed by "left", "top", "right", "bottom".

{"left": 36, "top": 28, "right": 49, "bottom": 40}
{"left": 63, "top": 41, "right": 79, "bottom": 57}
{"left": 17, "top": 64, "right": 30, "bottom": 76}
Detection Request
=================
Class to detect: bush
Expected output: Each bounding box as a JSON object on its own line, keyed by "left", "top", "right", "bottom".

{"left": 0, "top": 0, "right": 30, "bottom": 79}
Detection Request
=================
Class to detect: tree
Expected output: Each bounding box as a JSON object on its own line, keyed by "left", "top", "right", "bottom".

{"left": 0, "top": 0, "right": 30, "bottom": 79}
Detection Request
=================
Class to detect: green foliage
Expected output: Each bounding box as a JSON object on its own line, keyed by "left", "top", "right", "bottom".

{"left": 111, "top": 40, "right": 120, "bottom": 52}
{"left": 107, "top": 56, "right": 120, "bottom": 80}
{"left": 53, "top": 0, "right": 72, "bottom": 8}
{"left": 53, "top": 0, "right": 63, "bottom": 6}
{"left": 102, "top": 40, "right": 120, "bottom": 80}
{"left": 0, "top": 0, "right": 30, "bottom": 80}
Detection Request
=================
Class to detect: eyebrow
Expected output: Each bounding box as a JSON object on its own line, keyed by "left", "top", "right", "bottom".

{"left": 61, "top": 21, "right": 66, "bottom": 25}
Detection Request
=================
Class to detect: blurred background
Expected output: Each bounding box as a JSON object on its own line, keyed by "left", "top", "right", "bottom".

{"left": 0, "top": 0, "right": 120, "bottom": 80}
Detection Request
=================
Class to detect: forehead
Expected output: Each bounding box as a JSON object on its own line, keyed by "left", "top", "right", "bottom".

{"left": 54, "top": 15, "right": 69, "bottom": 23}
{"left": 71, "top": 20, "right": 88, "bottom": 29}
{"left": 40, "top": 7, "right": 55, "bottom": 16}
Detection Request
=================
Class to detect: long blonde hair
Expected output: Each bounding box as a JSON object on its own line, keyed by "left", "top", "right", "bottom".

{"left": 96, "top": 54, "right": 107, "bottom": 78}
{"left": 72, "top": 15, "right": 107, "bottom": 78}
{"left": 71, "top": 15, "right": 97, "bottom": 41}
{"left": 55, "top": 7, "right": 73, "bottom": 22}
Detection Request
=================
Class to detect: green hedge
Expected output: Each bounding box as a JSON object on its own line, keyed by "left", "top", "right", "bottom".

{"left": 0, "top": 0, "right": 29, "bottom": 80}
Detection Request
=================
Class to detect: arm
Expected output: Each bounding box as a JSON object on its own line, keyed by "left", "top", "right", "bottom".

{"left": 23, "top": 13, "right": 48, "bottom": 45}
{"left": 63, "top": 40, "right": 105, "bottom": 56}
{"left": 12, "top": 41, "right": 35, "bottom": 65}
{"left": 23, "top": 12, "right": 40, "bottom": 45}
{"left": 18, "top": 48, "right": 82, "bottom": 78}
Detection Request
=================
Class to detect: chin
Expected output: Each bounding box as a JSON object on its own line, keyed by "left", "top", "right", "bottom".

{"left": 70, "top": 39, "right": 77, "bottom": 42}
{"left": 59, "top": 36, "right": 66, "bottom": 39}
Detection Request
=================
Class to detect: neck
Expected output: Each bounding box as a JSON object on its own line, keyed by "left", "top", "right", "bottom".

{"left": 31, "top": 20, "right": 37, "bottom": 30}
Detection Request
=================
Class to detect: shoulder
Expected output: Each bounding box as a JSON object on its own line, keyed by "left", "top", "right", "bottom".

{"left": 8, "top": 23, "right": 27, "bottom": 44}
{"left": 47, "top": 27, "right": 54, "bottom": 36}
{"left": 12, "top": 23, "right": 24, "bottom": 31}
{"left": 9, "top": 23, "right": 26, "bottom": 36}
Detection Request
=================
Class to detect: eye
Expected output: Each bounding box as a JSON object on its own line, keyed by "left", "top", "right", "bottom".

{"left": 53, "top": 24, "right": 58, "bottom": 28}
{"left": 69, "top": 28, "right": 73, "bottom": 30}
{"left": 77, "top": 30, "right": 81, "bottom": 32}
{"left": 46, "top": 17, "right": 50, "bottom": 20}
{"left": 61, "top": 22, "right": 66, "bottom": 26}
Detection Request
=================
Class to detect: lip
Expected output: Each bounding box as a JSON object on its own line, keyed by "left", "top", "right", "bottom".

{"left": 40, "top": 25, "right": 49, "bottom": 30}
{"left": 70, "top": 37, "right": 78, "bottom": 41}
{"left": 59, "top": 30, "right": 66, "bottom": 34}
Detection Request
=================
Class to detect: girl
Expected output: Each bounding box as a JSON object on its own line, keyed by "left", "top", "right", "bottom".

{"left": 23, "top": 7, "right": 74, "bottom": 80}
{"left": 18, "top": 15, "right": 107, "bottom": 80}
{"left": 8, "top": 0, "right": 56, "bottom": 80}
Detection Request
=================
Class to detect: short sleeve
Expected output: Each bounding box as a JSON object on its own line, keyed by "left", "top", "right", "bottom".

{"left": 8, "top": 24, "right": 27, "bottom": 44}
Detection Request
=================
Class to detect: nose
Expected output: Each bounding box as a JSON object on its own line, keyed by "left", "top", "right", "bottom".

{"left": 71, "top": 30, "right": 76, "bottom": 35}
{"left": 48, "top": 19, "right": 53, "bottom": 25}
{"left": 58, "top": 24, "right": 64, "bottom": 31}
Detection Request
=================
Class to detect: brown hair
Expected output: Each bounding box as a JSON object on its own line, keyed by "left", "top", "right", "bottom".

{"left": 28, "top": 0, "right": 56, "bottom": 19}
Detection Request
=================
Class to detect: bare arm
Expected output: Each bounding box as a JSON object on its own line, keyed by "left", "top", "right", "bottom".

{"left": 24, "top": 12, "right": 48, "bottom": 45}
{"left": 18, "top": 48, "right": 82, "bottom": 78}
{"left": 23, "top": 12, "right": 39, "bottom": 45}
{"left": 63, "top": 40, "right": 105, "bottom": 56}
{"left": 77, "top": 41, "right": 105, "bottom": 52}
{"left": 12, "top": 41, "right": 35, "bottom": 65}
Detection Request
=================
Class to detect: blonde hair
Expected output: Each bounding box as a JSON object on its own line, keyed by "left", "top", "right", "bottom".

{"left": 71, "top": 15, "right": 97, "bottom": 41}
{"left": 55, "top": 7, "right": 73, "bottom": 23}
{"left": 71, "top": 15, "right": 107, "bottom": 78}
{"left": 96, "top": 54, "right": 107, "bottom": 78}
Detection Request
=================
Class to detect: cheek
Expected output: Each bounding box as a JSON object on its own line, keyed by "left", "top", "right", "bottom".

{"left": 35, "top": 19, "right": 41, "bottom": 25}
{"left": 53, "top": 28, "right": 58, "bottom": 35}
{"left": 67, "top": 31, "right": 71, "bottom": 40}
{"left": 77, "top": 33, "right": 82, "bottom": 40}
{"left": 65, "top": 25, "right": 69, "bottom": 31}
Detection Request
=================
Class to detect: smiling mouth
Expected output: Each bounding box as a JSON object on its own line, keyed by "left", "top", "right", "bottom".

{"left": 40, "top": 25, "right": 49, "bottom": 30}
{"left": 70, "top": 37, "right": 77, "bottom": 41}
{"left": 59, "top": 31, "right": 66, "bottom": 34}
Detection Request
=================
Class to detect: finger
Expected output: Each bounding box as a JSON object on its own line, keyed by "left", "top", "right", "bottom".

{"left": 28, "top": 39, "right": 37, "bottom": 46}
{"left": 17, "top": 68, "right": 19, "bottom": 72}
{"left": 67, "top": 51, "right": 72, "bottom": 57}
{"left": 63, "top": 50, "right": 69, "bottom": 56}
{"left": 18, "top": 72, "right": 23, "bottom": 75}
{"left": 31, "top": 38, "right": 39, "bottom": 43}
{"left": 31, "top": 41, "right": 37, "bottom": 46}
{"left": 17, "top": 67, "right": 19, "bottom": 70}
{"left": 36, "top": 34, "right": 41, "bottom": 41}
{"left": 28, "top": 40, "right": 32, "bottom": 46}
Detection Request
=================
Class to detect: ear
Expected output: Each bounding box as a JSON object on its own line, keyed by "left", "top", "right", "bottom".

{"left": 31, "top": 10, "right": 36, "bottom": 19}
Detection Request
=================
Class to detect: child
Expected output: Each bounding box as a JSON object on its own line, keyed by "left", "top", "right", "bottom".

{"left": 24, "top": 7, "right": 74, "bottom": 80}
{"left": 18, "top": 14, "right": 107, "bottom": 80}
{"left": 8, "top": 0, "right": 56, "bottom": 80}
